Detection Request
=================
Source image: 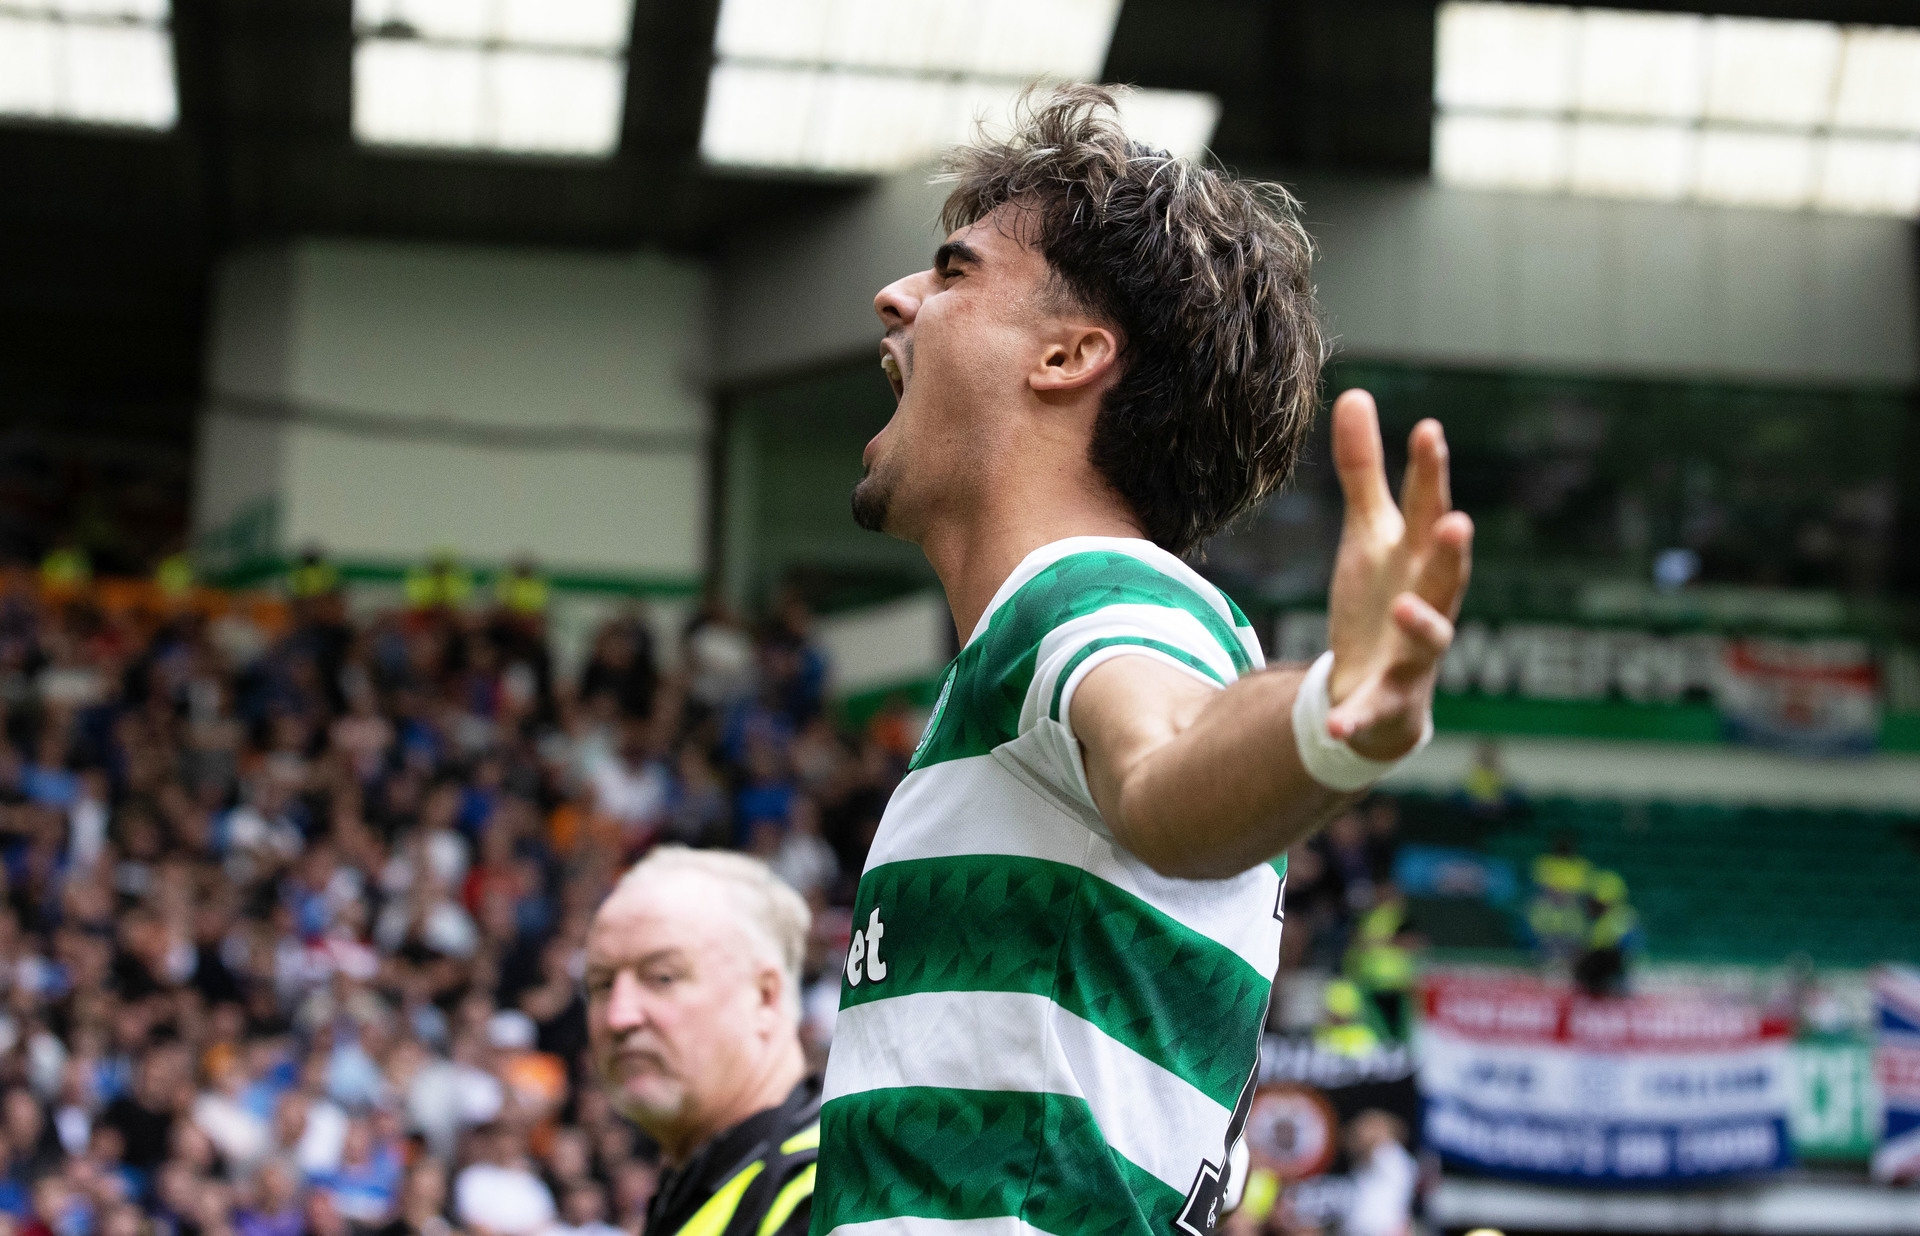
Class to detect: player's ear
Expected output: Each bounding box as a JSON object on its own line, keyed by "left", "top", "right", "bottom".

{"left": 1030, "top": 323, "right": 1121, "bottom": 395}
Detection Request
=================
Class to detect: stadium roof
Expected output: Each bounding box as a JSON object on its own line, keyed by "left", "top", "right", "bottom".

{"left": 1435, "top": 3, "right": 1920, "bottom": 214}
{"left": 2, "top": 0, "right": 1916, "bottom": 429}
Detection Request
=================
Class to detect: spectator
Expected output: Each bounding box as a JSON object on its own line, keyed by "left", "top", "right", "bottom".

{"left": 191, "top": 1057, "right": 270, "bottom": 1175}
{"left": 1343, "top": 1111, "right": 1416, "bottom": 1236}
{"left": 0, "top": 567, "right": 921, "bottom": 1236}
{"left": 235, "top": 1161, "right": 302, "bottom": 1236}
{"left": 583, "top": 721, "right": 670, "bottom": 847}
{"left": 1574, "top": 869, "right": 1642, "bottom": 997}
{"left": 768, "top": 798, "right": 838, "bottom": 908}
{"left": 1342, "top": 882, "right": 1419, "bottom": 1042}
{"left": 1314, "top": 980, "right": 1382, "bottom": 1058}
{"left": 101, "top": 1048, "right": 181, "bottom": 1172}
{"left": 1527, "top": 836, "right": 1593, "bottom": 967}
{"left": 371, "top": 1159, "right": 450, "bottom": 1236}
{"left": 451, "top": 1124, "right": 553, "bottom": 1236}
{"left": 552, "top": 1181, "right": 622, "bottom": 1236}
{"left": 578, "top": 620, "right": 658, "bottom": 723}
{"left": 311, "top": 1117, "right": 400, "bottom": 1226}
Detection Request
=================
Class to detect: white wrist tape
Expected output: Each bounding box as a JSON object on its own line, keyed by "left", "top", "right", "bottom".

{"left": 1291, "top": 651, "right": 1432, "bottom": 792}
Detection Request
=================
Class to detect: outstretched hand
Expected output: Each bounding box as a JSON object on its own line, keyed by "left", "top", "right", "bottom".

{"left": 1324, "top": 390, "right": 1474, "bottom": 760}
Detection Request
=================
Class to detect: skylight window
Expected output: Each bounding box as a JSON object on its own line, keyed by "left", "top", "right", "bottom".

{"left": 351, "top": 0, "right": 633, "bottom": 157}
{"left": 1433, "top": 3, "right": 1920, "bottom": 218}
{"left": 699, "top": 0, "right": 1221, "bottom": 175}
{"left": 0, "top": 0, "right": 176, "bottom": 130}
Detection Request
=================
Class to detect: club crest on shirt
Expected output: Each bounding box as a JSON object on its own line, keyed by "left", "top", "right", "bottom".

{"left": 911, "top": 669, "right": 955, "bottom": 764}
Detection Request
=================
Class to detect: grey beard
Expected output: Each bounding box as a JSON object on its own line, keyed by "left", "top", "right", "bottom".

{"left": 851, "top": 468, "right": 892, "bottom": 532}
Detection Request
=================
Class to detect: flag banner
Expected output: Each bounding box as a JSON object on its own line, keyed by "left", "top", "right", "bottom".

{"left": 1418, "top": 975, "right": 1794, "bottom": 1184}
{"left": 1872, "top": 965, "right": 1920, "bottom": 1183}
{"left": 1716, "top": 637, "right": 1879, "bottom": 755}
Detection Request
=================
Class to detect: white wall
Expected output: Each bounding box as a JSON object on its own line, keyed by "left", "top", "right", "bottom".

{"left": 196, "top": 238, "right": 711, "bottom": 581}
{"left": 1298, "top": 175, "right": 1919, "bottom": 386}
{"left": 193, "top": 412, "right": 284, "bottom": 539}
{"left": 192, "top": 169, "right": 1916, "bottom": 593}
{"left": 277, "top": 426, "right": 702, "bottom": 574}
{"left": 715, "top": 165, "right": 1919, "bottom": 387}
{"left": 813, "top": 591, "right": 951, "bottom": 697}
{"left": 717, "top": 173, "right": 951, "bottom": 387}
{"left": 277, "top": 240, "right": 707, "bottom": 434}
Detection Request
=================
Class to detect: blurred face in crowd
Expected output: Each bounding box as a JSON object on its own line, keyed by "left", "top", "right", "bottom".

{"left": 1346, "top": 1110, "right": 1406, "bottom": 1162}
{"left": 584, "top": 872, "right": 791, "bottom": 1158}
{"left": 5, "top": 1089, "right": 41, "bottom": 1146}
{"left": 99, "top": 1204, "right": 144, "bottom": 1236}
{"left": 256, "top": 1161, "right": 298, "bottom": 1214}
{"left": 855, "top": 206, "right": 1118, "bottom": 543}
{"left": 400, "top": 1159, "right": 447, "bottom": 1223}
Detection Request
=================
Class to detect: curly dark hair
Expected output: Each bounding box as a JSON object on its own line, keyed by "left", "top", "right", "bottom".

{"left": 940, "top": 84, "right": 1327, "bottom": 557}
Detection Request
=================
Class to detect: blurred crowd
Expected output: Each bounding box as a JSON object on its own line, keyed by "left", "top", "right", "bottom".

{"left": 0, "top": 561, "right": 909, "bottom": 1236}
{"left": 1280, "top": 801, "right": 1421, "bottom": 1052}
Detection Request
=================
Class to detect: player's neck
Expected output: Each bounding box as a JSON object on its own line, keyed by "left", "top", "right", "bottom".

{"left": 921, "top": 480, "right": 1143, "bottom": 646}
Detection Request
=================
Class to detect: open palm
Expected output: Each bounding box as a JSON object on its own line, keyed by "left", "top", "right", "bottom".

{"left": 1323, "top": 389, "right": 1475, "bottom": 761}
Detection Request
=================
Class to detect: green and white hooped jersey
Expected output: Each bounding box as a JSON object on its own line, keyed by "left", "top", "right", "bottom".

{"left": 813, "top": 537, "right": 1288, "bottom": 1236}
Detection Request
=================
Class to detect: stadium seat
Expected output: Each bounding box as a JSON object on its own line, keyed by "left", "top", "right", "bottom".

{"left": 1399, "top": 792, "right": 1920, "bottom": 967}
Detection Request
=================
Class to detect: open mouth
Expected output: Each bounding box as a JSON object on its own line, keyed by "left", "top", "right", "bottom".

{"left": 880, "top": 345, "right": 904, "bottom": 402}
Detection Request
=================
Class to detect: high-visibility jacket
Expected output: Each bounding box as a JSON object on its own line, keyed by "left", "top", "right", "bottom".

{"left": 1528, "top": 891, "right": 1588, "bottom": 947}
{"left": 155, "top": 553, "right": 195, "bottom": 598}
{"left": 40, "top": 547, "right": 90, "bottom": 590}
{"left": 1588, "top": 902, "right": 1640, "bottom": 950}
{"left": 497, "top": 570, "right": 549, "bottom": 616}
{"left": 1533, "top": 853, "right": 1592, "bottom": 895}
{"left": 290, "top": 557, "right": 340, "bottom": 598}
{"left": 1315, "top": 1021, "right": 1383, "bottom": 1058}
{"left": 1346, "top": 900, "right": 1415, "bottom": 993}
{"left": 405, "top": 560, "right": 473, "bottom": 609}
{"left": 646, "top": 1078, "right": 821, "bottom": 1236}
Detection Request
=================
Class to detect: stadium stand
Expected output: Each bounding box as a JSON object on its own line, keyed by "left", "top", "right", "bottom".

{"left": 1397, "top": 792, "right": 1920, "bottom": 968}
{"left": 0, "top": 571, "right": 898, "bottom": 1236}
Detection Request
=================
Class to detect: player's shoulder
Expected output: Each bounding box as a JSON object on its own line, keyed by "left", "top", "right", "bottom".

{"left": 976, "top": 536, "right": 1249, "bottom": 654}
{"left": 967, "top": 537, "right": 1267, "bottom": 675}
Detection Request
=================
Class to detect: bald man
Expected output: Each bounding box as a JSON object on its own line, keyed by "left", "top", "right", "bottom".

{"left": 585, "top": 847, "right": 819, "bottom": 1236}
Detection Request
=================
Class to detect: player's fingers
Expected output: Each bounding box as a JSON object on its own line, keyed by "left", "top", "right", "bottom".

{"left": 1411, "top": 512, "right": 1474, "bottom": 619}
{"left": 1332, "top": 389, "right": 1395, "bottom": 526}
{"left": 1324, "top": 686, "right": 1384, "bottom": 743}
{"left": 1389, "top": 593, "right": 1455, "bottom": 669}
{"left": 1325, "top": 680, "right": 1415, "bottom": 750}
{"left": 1399, "top": 420, "right": 1451, "bottom": 551}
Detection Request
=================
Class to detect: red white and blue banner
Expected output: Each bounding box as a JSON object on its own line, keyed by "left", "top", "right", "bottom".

{"left": 1716, "top": 637, "right": 1880, "bottom": 755}
{"left": 1418, "top": 975, "right": 1794, "bottom": 1184}
{"left": 1872, "top": 965, "right": 1920, "bottom": 1183}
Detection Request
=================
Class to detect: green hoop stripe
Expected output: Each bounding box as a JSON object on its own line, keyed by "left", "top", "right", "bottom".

{"left": 914, "top": 552, "right": 1253, "bottom": 771}
{"left": 815, "top": 1087, "right": 1185, "bottom": 1236}
{"left": 1047, "top": 636, "right": 1226, "bottom": 722}
{"left": 843, "top": 854, "right": 1268, "bottom": 1109}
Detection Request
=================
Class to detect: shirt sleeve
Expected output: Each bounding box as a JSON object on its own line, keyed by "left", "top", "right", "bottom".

{"left": 1022, "top": 598, "right": 1251, "bottom": 809}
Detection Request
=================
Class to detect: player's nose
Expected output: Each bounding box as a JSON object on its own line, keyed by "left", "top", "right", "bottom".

{"left": 873, "top": 270, "right": 928, "bottom": 329}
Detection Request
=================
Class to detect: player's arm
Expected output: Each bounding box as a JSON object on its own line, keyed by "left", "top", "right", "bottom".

{"left": 1073, "top": 391, "right": 1473, "bottom": 880}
